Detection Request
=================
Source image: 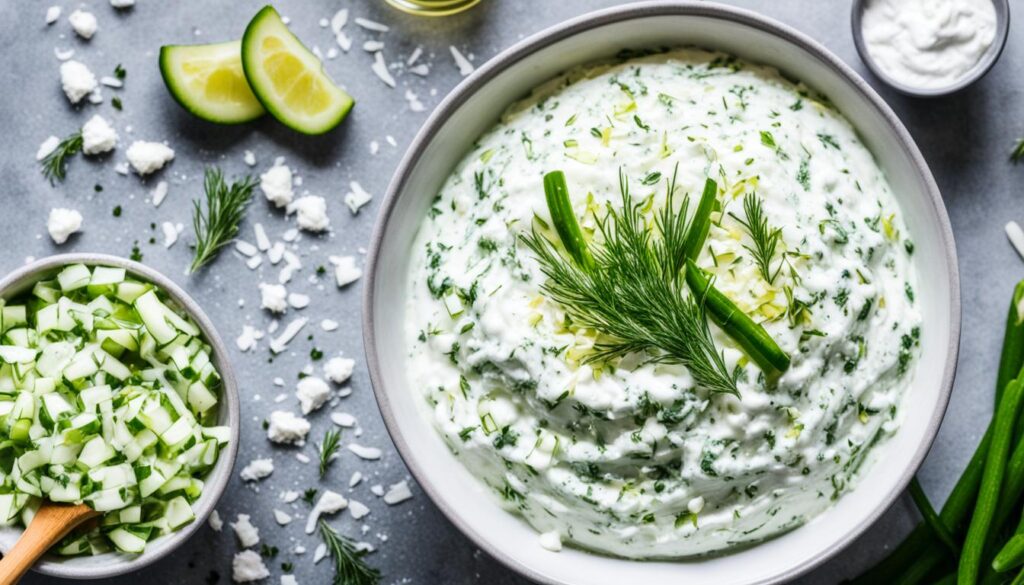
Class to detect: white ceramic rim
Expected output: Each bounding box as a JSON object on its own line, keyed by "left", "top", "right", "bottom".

{"left": 363, "top": 2, "right": 961, "bottom": 583}
{"left": 850, "top": 0, "right": 1011, "bottom": 98}
{"left": 0, "top": 253, "right": 240, "bottom": 579}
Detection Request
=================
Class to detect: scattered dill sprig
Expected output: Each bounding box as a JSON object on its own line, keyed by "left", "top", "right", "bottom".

{"left": 730, "top": 193, "right": 783, "bottom": 284}
{"left": 40, "top": 132, "right": 83, "bottom": 183}
{"left": 189, "top": 167, "right": 257, "bottom": 273}
{"left": 319, "top": 520, "right": 381, "bottom": 585}
{"left": 301, "top": 488, "right": 318, "bottom": 505}
{"left": 318, "top": 428, "right": 342, "bottom": 477}
{"left": 1012, "top": 138, "right": 1024, "bottom": 164}
{"left": 522, "top": 168, "right": 739, "bottom": 396}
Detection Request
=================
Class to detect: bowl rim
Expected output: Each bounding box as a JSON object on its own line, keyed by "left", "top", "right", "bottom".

{"left": 362, "top": 1, "right": 961, "bottom": 583}
{"left": 0, "top": 253, "right": 240, "bottom": 579}
{"left": 850, "top": 0, "right": 1011, "bottom": 98}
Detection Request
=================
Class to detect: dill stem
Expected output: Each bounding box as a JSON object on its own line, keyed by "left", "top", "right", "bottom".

{"left": 684, "top": 260, "right": 790, "bottom": 375}
{"left": 543, "top": 171, "right": 594, "bottom": 271}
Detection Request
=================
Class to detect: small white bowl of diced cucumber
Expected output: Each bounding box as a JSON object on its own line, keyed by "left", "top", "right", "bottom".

{"left": 0, "top": 254, "right": 239, "bottom": 578}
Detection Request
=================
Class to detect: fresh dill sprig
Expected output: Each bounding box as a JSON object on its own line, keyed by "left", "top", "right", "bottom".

{"left": 1012, "top": 138, "right": 1024, "bottom": 164}
{"left": 40, "top": 132, "right": 83, "bottom": 183}
{"left": 318, "top": 428, "right": 341, "bottom": 477}
{"left": 189, "top": 167, "right": 257, "bottom": 273}
{"left": 730, "top": 193, "right": 783, "bottom": 284}
{"left": 522, "top": 168, "right": 739, "bottom": 396}
{"left": 319, "top": 520, "right": 381, "bottom": 585}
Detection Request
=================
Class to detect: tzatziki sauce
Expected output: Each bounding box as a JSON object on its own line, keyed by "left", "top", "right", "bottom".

{"left": 861, "top": 0, "right": 997, "bottom": 90}
{"left": 405, "top": 49, "right": 921, "bottom": 558}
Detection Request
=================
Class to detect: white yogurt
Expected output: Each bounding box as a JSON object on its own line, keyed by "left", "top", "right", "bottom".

{"left": 861, "top": 0, "right": 997, "bottom": 90}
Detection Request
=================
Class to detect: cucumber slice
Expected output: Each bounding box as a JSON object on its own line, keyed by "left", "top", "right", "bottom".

{"left": 241, "top": 6, "right": 354, "bottom": 134}
{"left": 159, "top": 40, "right": 265, "bottom": 124}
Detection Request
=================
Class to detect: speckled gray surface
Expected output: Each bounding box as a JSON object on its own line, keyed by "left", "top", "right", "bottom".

{"left": 1, "top": 0, "right": 1020, "bottom": 583}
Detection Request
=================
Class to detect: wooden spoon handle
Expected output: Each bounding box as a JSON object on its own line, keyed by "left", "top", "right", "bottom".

{"left": 0, "top": 503, "right": 98, "bottom": 585}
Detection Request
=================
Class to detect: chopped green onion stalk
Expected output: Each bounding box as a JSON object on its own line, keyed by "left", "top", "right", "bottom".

{"left": 542, "top": 171, "right": 594, "bottom": 271}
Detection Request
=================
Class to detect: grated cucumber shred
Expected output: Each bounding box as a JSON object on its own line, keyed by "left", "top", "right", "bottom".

{"left": 0, "top": 264, "right": 228, "bottom": 555}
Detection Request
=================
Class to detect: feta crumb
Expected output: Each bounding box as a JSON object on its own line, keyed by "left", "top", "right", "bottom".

{"left": 348, "top": 500, "right": 370, "bottom": 520}
{"left": 305, "top": 490, "right": 348, "bottom": 534}
{"left": 270, "top": 317, "right": 308, "bottom": 354}
{"left": 240, "top": 458, "right": 275, "bottom": 482}
{"left": 60, "top": 60, "right": 98, "bottom": 104}
{"left": 289, "top": 196, "right": 329, "bottom": 232}
{"left": 409, "top": 64, "right": 430, "bottom": 77}
{"left": 110, "top": 0, "right": 135, "bottom": 8}
{"left": 231, "top": 514, "right": 260, "bottom": 547}
{"left": 344, "top": 181, "right": 372, "bottom": 214}
{"left": 330, "top": 411, "right": 356, "bottom": 428}
{"left": 268, "top": 242, "right": 285, "bottom": 264}
{"left": 260, "top": 162, "right": 293, "bottom": 208}
{"left": 349, "top": 471, "right": 363, "bottom": 487}
{"left": 383, "top": 480, "right": 413, "bottom": 505}
{"left": 36, "top": 136, "right": 60, "bottom": 161}
{"left": 450, "top": 46, "right": 475, "bottom": 76}
{"left": 232, "top": 550, "right": 270, "bottom": 582}
{"left": 313, "top": 543, "right": 328, "bottom": 564}
{"left": 347, "top": 443, "right": 382, "bottom": 461}
{"left": 404, "top": 90, "right": 425, "bottom": 113}
{"left": 330, "top": 9, "right": 348, "bottom": 32}
{"left": 254, "top": 223, "right": 271, "bottom": 250}
{"left": 151, "top": 180, "right": 169, "bottom": 206}
{"left": 287, "top": 293, "right": 310, "bottom": 309}
{"left": 329, "top": 256, "right": 361, "bottom": 288}
{"left": 363, "top": 40, "right": 385, "bottom": 52}
{"left": 407, "top": 46, "right": 422, "bottom": 65}
{"left": 324, "top": 357, "right": 355, "bottom": 384}
{"left": 539, "top": 530, "right": 562, "bottom": 552}
{"left": 54, "top": 47, "right": 75, "bottom": 61}
{"left": 161, "top": 221, "right": 181, "bottom": 248}
{"left": 243, "top": 150, "right": 257, "bottom": 166}
{"left": 236, "top": 239, "right": 258, "bottom": 256}
{"left": 126, "top": 141, "right": 174, "bottom": 175}
{"left": 369, "top": 141, "right": 379, "bottom": 155}
{"left": 335, "top": 32, "right": 352, "bottom": 52}
{"left": 209, "top": 509, "right": 223, "bottom": 532}
{"left": 81, "top": 115, "right": 117, "bottom": 155}
{"left": 370, "top": 484, "right": 385, "bottom": 497}
{"left": 355, "top": 17, "right": 389, "bottom": 32}
{"left": 320, "top": 319, "right": 339, "bottom": 331}
{"left": 280, "top": 491, "right": 300, "bottom": 504}
{"left": 47, "top": 208, "right": 83, "bottom": 245}
{"left": 266, "top": 410, "right": 311, "bottom": 445}
{"left": 296, "top": 376, "right": 331, "bottom": 414}
{"left": 46, "top": 6, "right": 62, "bottom": 25}
{"left": 100, "top": 76, "right": 123, "bottom": 88}
{"left": 370, "top": 52, "right": 396, "bottom": 88}
{"left": 293, "top": 545, "right": 306, "bottom": 555}
{"left": 273, "top": 509, "right": 293, "bottom": 526}
{"left": 68, "top": 10, "right": 98, "bottom": 40}
{"left": 281, "top": 576, "right": 298, "bottom": 585}
{"left": 296, "top": 452, "right": 310, "bottom": 464}
{"left": 236, "top": 325, "right": 263, "bottom": 352}
{"left": 259, "top": 283, "right": 288, "bottom": 314}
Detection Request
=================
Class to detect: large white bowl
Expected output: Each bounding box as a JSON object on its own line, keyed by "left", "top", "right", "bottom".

{"left": 363, "top": 3, "right": 960, "bottom": 584}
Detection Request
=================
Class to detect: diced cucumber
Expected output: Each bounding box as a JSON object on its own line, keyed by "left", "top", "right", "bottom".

{"left": 57, "top": 264, "right": 92, "bottom": 292}
{"left": 107, "top": 527, "right": 147, "bottom": 553}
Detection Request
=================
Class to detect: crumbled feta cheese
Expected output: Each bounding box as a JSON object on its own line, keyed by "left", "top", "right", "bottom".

{"left": 355, "top": 17, "right": 388, "bottom": 32}
{"left": 324, "top": 357, "right": 355, "bottom": 384}
{"left": 305, "top": 490, "right": 348, "bottom": 534}
{"left": 450, "top": 46, "right": 474, "bottom": 76}
{"left": 268, "top": 242, "right": 285, "bottom": 264}
{"left": 100, "top": 76, "right": 123, "bottom": 88}
{"left": 280, "top": 490, "right": 300, "bottom": 503}
{"left": 68, "top": 10, "right": 98, "bottom": 40}
{"left": 54, "top": 47, "right": 75, "bottom": 61}
{"left": 383, "top": 480, "right": 413, "bottom": 505}
{"left": 335, "top": 32, "right": 352, "bottom": 52}
{"left": 270, "top": 317, "right": 308, "bottom": 354}
{"left": 126, "top": 141, "right": 174, "bottom": 175}
{"left": 236, "top": 325, "right": 263, "bottom": 352}
{"left": 267, "top": 410, "right": 311, "bottom": 445}
{"left": 404, "top": 90, "right": 425, "bottom": 113}
{"left": 260, "top": 163, "right": 293, "bottom": 208}
{"left": 243, "top": 150, "right": 257, "bottom": 166}
{"left": 320, "top": 319, "right": 339, "bottom": 331}
{"left": 312, "top": 543, "right": 328, "bottom": 564}
{"left": 259, "top": 283, "right": 288, "bottom": 314}
{"left": 370, "top": 484, "right": 385, "bottom": 497}
{"left": 240, "top": 458, "right": 275, "bottom": 482}
{"left": 282, "top": 229, "right": 299, "bottom": 242}
{"left": 330, "top": 411, "right": 356, "bottom": 428}
{"left": 46, "top": 6, "right": 61, "bottom": 25}
{"left": 295, "top": 453, "right": 310, "bottom": 464}
{"left": 347, "top": 444, "right": 382, "bottom": 461}
{"left": 161, "top": 222, "right": 181, "bottom": 248}
{"left": 151, "top": 180, "right": 169, "bottom": 206}
{"left": 329, "top": 256, "right": 361, "bottom": 287}
{"left": 47, "top": 208, "right": 83, "bottom": 245}
{"left": 407, "top": 47, "right": 422, "bottom": 66}
{"left": 347, "top": 500, "right": 370, "bottom": 520}
{"left": 209, "top": 510, "right": 223, "bottom": 532}
{"left": 296, "top": 376, "right": 330, "bottom": 414}
{"left": 344, "top": 181, "right": 372, "bottom": 214}
{"left": 370, "top": 51, "right": 396, "bottom": 88}
{"left": 281, "top": 575, "right": 298, "bottom": 585}
{"left": 236, "top": 240, "right": 258, "bottom": 256}
{"left": 331, "top": 9, "right": 348, "bottom": 32}
{"left": 273, "top": 509, "right": 293, "bottom": 526}
{"left": 349, "top": 471, "right": 363, "bottom": 487}
{"left": 110, "top": 0, "right": 135, "bottom": 7}
{"left": 60, "top": 60, "right": 98, "bottom": 104}
{"left": 232, "top": 550, "right": 270, "bottom": 583}
{"left": 114, "top": 162, "right": 129, "bottom": 175}
{"left": 539, "top": 530, "right": 562, "bottom": 552}
{"left": 363, "top": 40, "right": 385, "bottom": 52}
{"left": 81, "top": 115, "right": 117, "bottom": 155}
{"left": 289, "top": 196, "right": 329, "bottom": 232}
{"left": 254, "top": 223, "right": 271, "bottom": 250}
{"left": 287, "top": 293, "right": 309, "bottom": 309}
{"left": 231, "top": 514, "right": 260, "bottom": 547}
{"left": 36, "top": 136, "right": 60, "bottom": 161}
{"left": 409, "top": 64, "right": 430, "bottom": 77}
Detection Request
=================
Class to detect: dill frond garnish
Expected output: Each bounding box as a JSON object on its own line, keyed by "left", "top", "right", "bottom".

{"left": 40, "top": 132, "right": 83, "bottom": 183}
{"left": 522, "top": 168, "right": 740, "bottom": 396}
{"left": 318, "top": 428, "right": 341, "bottom": 477}
{"left": 189, "top": 167, "right": 257, "bottom": 273}
{"left": 730, "top": 193, "right": 783, "bottom": 284}
{"left": 319, "top": 520, "right": 381, "bottom": 585}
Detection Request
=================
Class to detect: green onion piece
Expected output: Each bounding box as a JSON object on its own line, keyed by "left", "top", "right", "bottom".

{"left": 682, "top": 178, "right": 718, "bottom": 261}
{"left": 543, "top": 171, "right": 594, "bottom": 271}
{"left": 997, "top": 281, "right": 1024, "bottom": 408}
{"left": 994, "top": 534, "right": 1024, "bottom": 572}
{"left": 684, "top": 260, "right": 790, "bottom": 375}
{"left": 908, "top": 477, "right": 958, "bottom": 557}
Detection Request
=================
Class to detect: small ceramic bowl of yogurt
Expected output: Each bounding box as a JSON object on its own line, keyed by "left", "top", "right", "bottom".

{"left": 852, "top": 0, "right": 1010, "bottom": 97}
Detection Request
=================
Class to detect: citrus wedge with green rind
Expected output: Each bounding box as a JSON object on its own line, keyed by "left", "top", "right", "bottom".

{"left": 241, "top": 6, "right": 354, "bottom": 135}
{"left": 159, "top": 40, "right": 266, "bottom": 124}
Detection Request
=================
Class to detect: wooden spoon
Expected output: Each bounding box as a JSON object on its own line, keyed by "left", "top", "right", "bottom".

{"left": 0, "top": 503, "right": 99, "bottom": 585}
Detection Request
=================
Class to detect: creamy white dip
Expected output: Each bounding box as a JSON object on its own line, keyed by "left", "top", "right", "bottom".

{"left": 861, "top": 0, "right": 997, "bottom": 90}
{"left": 405, "top": 49, "right": 921, "bottom": 558}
